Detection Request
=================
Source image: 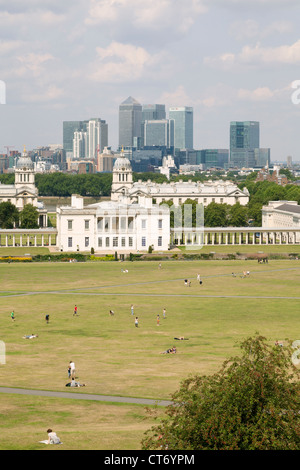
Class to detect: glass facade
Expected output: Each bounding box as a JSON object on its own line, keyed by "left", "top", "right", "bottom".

{"left": 119, "top": 96, "right": 142, "bottom": 148}
{"left": 169, "top": 107, "right": 193, "bottom": 150}
{"left": 230, "top": 121, "right": 260, "bottom": 167}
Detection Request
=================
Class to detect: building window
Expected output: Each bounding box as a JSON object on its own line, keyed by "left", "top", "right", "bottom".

{"left": 85, "top": 237, "right": 89, "bottom": 247}
{"left": 204, "top": 198, "right": 207, "bottom": 204}
{"left": 97, "top": 218, "right": 103, "bottom": 231}
{"left": 105, "top": 218, "right": 110, "bottom": 232}
{"left": 220, "top": 198, "right": 223, "bottom": 203}
{"left": 158, "top": 236, "right": 162, "bottom": 247}
{"left": 85, "top": 220, "right": 90, "bottom": 230}
{"left": 98, "top": 237, "right": 102, "bottom": 247}
{"left": 68, "top": 237, "right": 72, "bottom": 248}
{"left": 113, "top": 237, "right": 118, "bottom": 247}
{"left": 158, "top": 219, "right": 162, "bottom": 229}
{"left": 68, "top": 220, "right": 73, "bottom": 230}
{"left": 121, "top": 237, "right": 126, "bottom": 247}
{"left": 142, "top": 237, "right": 146, "bottom": 247}
{"left": 142, "top": 219, "right": 147, "bottom": 230}
{"left": 129, "top": 237, "right": 133, "bottom": 247}
{"left": 106, "top": 237, "right": 110, "bottom": 247}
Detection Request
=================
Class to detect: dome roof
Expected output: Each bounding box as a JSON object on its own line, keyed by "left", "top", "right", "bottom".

{"left": 16, "top": 147, "right": 34, "bottom": 170}
{"left": 113, "top": 150, "right": 132, "bottom": 171}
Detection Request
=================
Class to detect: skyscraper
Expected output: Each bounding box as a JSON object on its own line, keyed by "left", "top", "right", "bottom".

{"left": 87, "top": 118, "right": 108, "bottom": 158}
{"left": 119, "top": 96, "right": 142, "bottom": 148}
{"left": 142, "top": 104, "right": 166, "bottom": 122}
{"left": 230, "top": 121, "right": 259, "bottom": 150}
{"left": 63, "top": 121, "right": 85, "bottom": 155}
{"left": 143, "top": 119, "right": 174, "bottom": 148}
{"left": 169, "top": 107, "right": 193, "bottom": 150}
{"left": 230, "top": 121, "right": 260, "bottom": 167}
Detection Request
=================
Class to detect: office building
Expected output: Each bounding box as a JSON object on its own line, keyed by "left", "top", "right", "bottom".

{"left": 63, "top": 121, "right": 85, "bottom": 155}
{"left": 143, "top": 119, "right": 174, "bottom": 148}
{"left": 142, "top": 104, "right": 166, "bottom": 122}
{"left": 169, "top": 107, "right": 193, "bottom": 150}
{"left": 230, "top": 121, "right": 260, "bottom": 167}
{"left": 87, "top": 118, "right": 108, "bottom": 158}
{"left": 119, "top": 96, "right": 142, "bottom": 148}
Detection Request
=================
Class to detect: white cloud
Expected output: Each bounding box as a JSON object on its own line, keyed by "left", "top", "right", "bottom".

{"left": 229, "top": 20, "right": 293, "bottom": 41}
{"left": 85, "top": 0, "right": 207, "bottom": 33}
{"left": 21, "top": 84, "right": 64, "bottom": 103}
{"left": 205, "top": 39, "right": 300, "bottom": 68}
{"left": 16, "top": 53, "right": 55, "bottom": 77}
{"left": 89, "top": 41, "right": 164, "bottom": 82}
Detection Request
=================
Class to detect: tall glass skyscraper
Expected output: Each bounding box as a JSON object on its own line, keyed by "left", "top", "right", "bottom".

{"left": 230, "top": 121, "right": 260, "bottom": 167}
{"left": 63, "top": 121, "right": 85, "bottom": 155}
{"left": 119, "top": 96, "right": 142, "bottom": 148}
{"left": 169, "top": 107, "right": 193, "bottom": 150}
{"left": 230, "top": 121, "right": 259, "bottom": 150}
{"left": 142, "top": 104, "right": 166, "bottom": 122}
{"left": 143, "top": 119, "right": 174, "bottom": 148}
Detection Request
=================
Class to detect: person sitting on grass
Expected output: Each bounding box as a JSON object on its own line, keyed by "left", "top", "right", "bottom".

{"left": 66, "top": 378, "right": 86, "bottom": 387}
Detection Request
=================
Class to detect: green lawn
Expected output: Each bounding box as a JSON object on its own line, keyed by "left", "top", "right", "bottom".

{"left": 0, "top": 259, "right": 299, "bottom": 449}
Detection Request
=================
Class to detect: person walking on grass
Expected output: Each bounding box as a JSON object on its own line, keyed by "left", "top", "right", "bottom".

{"left": 73, "top": 305, "right": 78, "bottom": 316}
{"left": 11, "top": 310, "right": 15, "bottom": 322}
{"left": 135, "top": 317, "right": 139, "bottom": 328}
{"left": 163, "top": 308, "right": 166, "bottom": 319}
{"left": 69, "top": 361, "right": 76, "bottom": 379}
{"left": 131, "top": 304, "right": 134, "bottom": 316}
{"left": 157, "top": 314, "right": 160, "bottom": 326}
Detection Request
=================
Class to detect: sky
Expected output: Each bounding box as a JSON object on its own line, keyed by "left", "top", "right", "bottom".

{"left": 1, "top": 0, "right": 300, "bottom": 161}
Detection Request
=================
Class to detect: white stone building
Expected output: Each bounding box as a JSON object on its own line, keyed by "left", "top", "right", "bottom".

{"left": 111, "top": 150, "right": 249, "bottom": 206}
{"left": 0, "top": 148, "right": 48, "bottom": 226}
{"left": 262, "top": 200, "right": 300, "bottom": 243}
{"left": 56, "top": 194, "right": 170, "bottom": 253}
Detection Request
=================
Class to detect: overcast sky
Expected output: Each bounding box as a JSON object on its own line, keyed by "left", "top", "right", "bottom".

{"left": 1, "top": 0, "right": 300, "bottom": 161}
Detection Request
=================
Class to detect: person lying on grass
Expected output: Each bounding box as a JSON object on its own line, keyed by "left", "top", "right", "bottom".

{"left": 160, "top": 347, "right": 176, "bottom": 354}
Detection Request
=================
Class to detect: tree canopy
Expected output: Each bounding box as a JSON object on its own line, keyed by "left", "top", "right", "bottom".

{"left": 142, "top": 334, "right": 300, "bottom": 450}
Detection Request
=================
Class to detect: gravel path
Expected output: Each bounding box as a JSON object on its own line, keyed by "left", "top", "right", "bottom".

{"left": 0, "top": 386, "right": 172, "bottom": 407}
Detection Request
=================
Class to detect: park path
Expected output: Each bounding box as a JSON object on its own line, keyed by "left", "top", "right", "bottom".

{"left": 0, "top": 386, "right": 172, "bottom": 406}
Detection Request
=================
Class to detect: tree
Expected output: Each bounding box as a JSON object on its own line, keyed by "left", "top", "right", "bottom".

{"left": 204, "top": 202, "right": 228, "bottom": 227}
{"left": 0, "top": 201, "right": 19, "bottom": 228}
{"left": 19, "top": 204, "right": 39, "bottom": 229}
{"left": 141, "top": 334, "right": 300, "bottom": 450}
{"left": 228, "top": 202, "right": 248, "bottom": 227}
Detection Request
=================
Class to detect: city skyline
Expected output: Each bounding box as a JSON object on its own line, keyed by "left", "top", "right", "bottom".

{"left": 1, "top": 1, "right": 300, "bottom": 161}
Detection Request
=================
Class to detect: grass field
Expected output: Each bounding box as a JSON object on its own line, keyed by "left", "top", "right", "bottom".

{"left": 0, "top": 258, "right": 299, "bottom": 450}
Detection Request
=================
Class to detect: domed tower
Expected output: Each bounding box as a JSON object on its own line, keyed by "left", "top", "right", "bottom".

{"left": 14, "top": 146, "right": 38, "bottom": 209}
{"left": 111, "top": 147, "right": 133, "bottom": 201}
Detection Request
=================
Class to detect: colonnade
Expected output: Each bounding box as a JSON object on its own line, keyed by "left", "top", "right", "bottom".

{"left": 0, "top": 229, "right": 58, "bottom": 248}
{"left": 171, "top": 227, "right": 300, "bottom": 247}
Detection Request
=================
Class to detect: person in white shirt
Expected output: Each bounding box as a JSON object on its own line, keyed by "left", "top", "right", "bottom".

{"left": 69, "top": 361, "right": 76, "bottom": 379}
{"left": 47, "top": 429, "right": 61, "bottom": 444}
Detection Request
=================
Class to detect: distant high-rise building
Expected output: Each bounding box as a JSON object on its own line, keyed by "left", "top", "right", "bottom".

{"left": 169, "top": 107, "right": 193, "bottom": 150}
{"left": 87, "top": 118, "right": 108, "bottom": 159}
{"left": 230, "top": 121, "right": 260, "bottom": 150}
{"left": 119, "top": 96, "right": 142, "bottom": 148}
{"left": 63, "top": 121, "right": 85, "bottom": 155}
{"left": 142, "top": 104, "right": 166, "bottom": 122}
{"left": 64, "top": 118, "right": 108, "bottom": 159}
{"left": 230, "top": 121, "right": 260, "bottom": 167}
{"left": 143, "top": 119, "right": 174, "bottom": 148}
{"left": 73, "top": 131, "right": 87, "bottom": 159}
